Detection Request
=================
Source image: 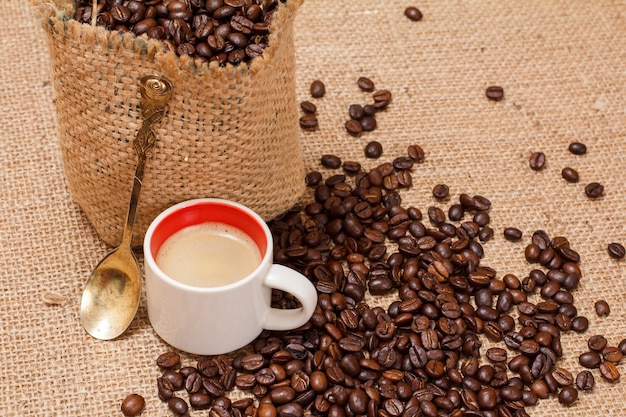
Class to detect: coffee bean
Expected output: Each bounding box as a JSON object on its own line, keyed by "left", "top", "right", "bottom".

{"left": 603, "top": 346, "right": 624, "bottom": 363}
{"left": 345, "top": 119, "right": 363, "bottom": 136}
{"left": 607, "top": 242, "right": 625, "bottom": 259}
{"left": 357, "top": 77, "right": 375, "bottom": 92}
{"left": 561, "top": 167, "right": 579, "bottom": 183}
{"left": 485, "top": 86, "right": 504, "bottom": 101}
{"left": 568, "top": 142, "right": 587, "bottom": 155}
{"left": 365, "top": 141, "right": 383, "bottom": 158}
{"left": 557, "top": 386, "right": 578, "bottom": 405}
{"left": 157, "top": 351, "right": 180, "bottom": 369}
{"left": 594, "top": 300, "right": 610, "bottom": 317}
{"left": 600, "top": 361, "right": 621, "bottom": 382}
{"left": 121, "top": 394, "right": 145, "bottom": 417}
{"left": 168, "top": 397, "right": 189, "bottom": 415}
{"left": 585, "top": 182, "right": 604, "bottom": 198}
{"left": 404, "top": 6, "right": 423, "bottom": 21}
{"left": 321, "top": 154, "right": 342, "bottom": 169}
{"left": 432, "top": 184, "right": 449, "bottom": 199}
{"left": 503, "top": 227, "right": 523, "bottom": 242}
{"left": 407, "top": 144, "right": 425, "bottom": 162}
{"left": 529, "top": 152, "right": 546, "bottom": 170}
{"left": 299, "top": 115, "right": 318, "bottom": 129}
{"left": 571, "top": 316, "right": 589, "bottom": 333}
{"left": 372, "top": 90, "right": 392, "bottom": 108}
{"left": 310, "top": 80, "right": 326, "bottom": 98}
{"left": 575, "top": 370, "right": 594, "bottom": 390}
{"left": 588, "top": 335, "right": 608, "bottom": 351}
{"left": 360, "top": 116, "right": 377, "bottom": 132}
{"left": 579, "top": 351, "right": 602, "bottom": 369}
{"left": 300, "top": 101, "right": 317, "bottom": 114}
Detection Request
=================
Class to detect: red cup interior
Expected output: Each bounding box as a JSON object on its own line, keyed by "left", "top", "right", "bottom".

{"left": 148, "top": 201, "right": 268, "bottom": 261}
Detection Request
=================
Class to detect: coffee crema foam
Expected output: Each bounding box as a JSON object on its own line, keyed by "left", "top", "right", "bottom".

{"left": 156, "top": 222, "right": 262, "bottom": 288}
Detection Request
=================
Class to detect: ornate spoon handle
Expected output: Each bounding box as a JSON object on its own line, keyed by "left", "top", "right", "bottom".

{"left": 120, "top": 75, "right": 173, "bottom": 246}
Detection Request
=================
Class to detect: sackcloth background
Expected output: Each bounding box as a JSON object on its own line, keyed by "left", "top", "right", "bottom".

{"left": 2, "top": 1, "right": 626, "bottom": 416}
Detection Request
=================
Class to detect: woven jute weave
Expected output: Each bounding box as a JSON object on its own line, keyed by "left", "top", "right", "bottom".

{"left": 3, "top": 0, "right": 626, "bottom": 416}
{"left": 31, "top": 0, "right": 305, "bottom": 247}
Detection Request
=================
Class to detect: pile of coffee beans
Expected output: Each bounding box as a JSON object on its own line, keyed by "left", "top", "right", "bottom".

{"left": 73, "top": 0, "right": 286, "bottom": 65}
{"left": 141, "top": 144, "right": 625, "bottom": 417}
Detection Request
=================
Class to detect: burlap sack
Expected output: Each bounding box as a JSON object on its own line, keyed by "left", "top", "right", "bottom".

{"left": 30, "top": 0, "right": 305, "bottom": 247}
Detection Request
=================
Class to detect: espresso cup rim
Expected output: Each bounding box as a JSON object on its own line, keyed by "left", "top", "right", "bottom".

{"left": 143, "top": 198, "right": 273, "bottom": 292}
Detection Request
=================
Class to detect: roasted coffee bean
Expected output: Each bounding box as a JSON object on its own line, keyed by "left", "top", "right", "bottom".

{"left": 357, "top": 77, "right": 375, "bottom": 92}
{"left": 568, "top": 142, "right": 587, "bottom": 155}
{"left": 168, "top": 396, "right": 189, "bottom": 415}
{"left": 157, "top": 351, "right": 181, "bottom": 369}
{"left": 360, "top": 116, "right": 377, "bottom": 132}
{"left": 603, "top": 346, "right": 623, "bottom": 363}
{"left": 575, "top": 370, "right": 595, "bottom": 390}
{"left": 558, "top": 386, "right": 578, "bottom": 405}
{"left": 349, "top": 104, "right": 364, "bottom": 120}
{"left": 571, "top": 316, "right": 589, "bottom": 332}
{"left": 299, "top": 115, "right": 318, "bottom": 129}
{"left": 588, "top": 335, "right": 608, "bottom": 351}
{"left": 365, "top": 141, "right": 383, "bottom": 158}
{"left": 300, "top": 101, "right": 317, "bottom": 114}
{"left": 529, "top": 152, "right": 546, "bottom": 170}
{"left": 345, "top": 119, "right": 363, "bottom": 136}
{"left": 407, "top": 144, "right": 425, "bottom": 162}
{"left": 121, "top": 394, "right": 145, "bottom": 417}
{"left": 561, "top": 167, "right": 579, "bottom": 183}
{"left": 579, "top": 351, "right": 602, "bottom": 369}
{"left": 608, "top": 242, "right": 626, "bottom": 259}
{"left": 503, "top": 227, "right": 523, "bottom": 242}
{"left": 321, "top": 154, "right": 342, "bottom": 169}
{"left": 404, "top": 6, "right": 423, "bottom": 21}
{"left": 485, "top": 85, "right": 504, "bottom": 101}
{"left": 585, "top": 182, "right": 604, "bottom": 198}
{"left": 372, "top": 90, "right": 392, "bottom": 107}
{"left": 310, "top": 80, "right": 326, "bottom": 98}
{"left": 432, "top": 184, "right": 449, "bottom": 199}
{"left": 600, "top": 361, "right": 621, "bottom": 382}
{"left": 594, "top": 300, "right": 611, "bottom": 317}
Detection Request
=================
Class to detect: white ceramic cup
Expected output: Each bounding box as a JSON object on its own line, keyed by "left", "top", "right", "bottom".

{"left": 144, "top": 198, "right": 318, "bottom": 355}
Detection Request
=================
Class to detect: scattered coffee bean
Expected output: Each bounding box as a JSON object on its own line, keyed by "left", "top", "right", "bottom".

{"left": 585, "top": 182, "right": 604, "bottom": 198}
{"left": 504, "top": 227, "right": 523, "bottom": 242}
{"left": 168, "top": 397, "right": 189, "bottom": 415}
{"left": 360, "top": 116, "right": 377, "bottom": 132}
{"left": 485, "top": 85, "right": 504, "bottom": 101}
{"left": 529, "top": 151, "right": 546, "bottom": 170}
{"left": 568, "top": 142, "right": 587, "bottom": 155}
{"left": 157, "top": 351, "right": 180, "bottom": 369}
{"left": 321, "top": 154, "right": 341, "bottom": 169}
{"left": 579, "top": 351, "right": 602, "bottom": 369}
{"left": 595, "top": 300, "right": 610, "bottom": 317}
{"left": 345, "top": 119, "right": 364, "bottom": 136}
{"left": 299, "top": 115, "right": 318, "bottom": 129}
{"left": 305, "top": 171, "right": 322, "bottom": 187}
{"left": 561, "top": 167, "right": 579, "bottom": 183}
{"left": 121, "top": 394, "right": 145, "bottom": 417}
{"left": 407, "top": 144, "right": 425, "bottom": 162}
{"left": 432, "top": 184, "right": 449, "bottom": 199}
{"left": 558, "top": 386, "right": 578, "bottom": 405}
{"left": 588, "top": 335, "right": 608, "bottom": 351}
{"left": 300, "top": 101, "right": 317, "bottom": 114}
{"left": 619, "top": 338, "right": 626, "bottom": 355}
{"left": 364, "top": 141, "right": 383, "bottom": 158}
{"left": 575, "top": 370, "right": 595, "bottom": 390}
{"left": 357, "top": 77, "right": 375, "bottom": 92}
{"left": 310, "top": 80, "right": 326, "bottom": 98}
{"left": 571, "top": 316, "right": 590, "bottom": 333}
{"left": 404, "top": 6, "right": 423, "bottom": 21}
{"left": 372, "top": 90, "right": 392, "bottom": 108}
{"left": 607, "top": 242, "right": 625, "bottom": 259}
{"left": 599, "top": 361, "right": 621, "bottom": 382}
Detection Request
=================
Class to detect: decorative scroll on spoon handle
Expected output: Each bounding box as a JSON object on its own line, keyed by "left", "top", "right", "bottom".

{"left": 120, "top": 75, "right": 173, "bottom": 246}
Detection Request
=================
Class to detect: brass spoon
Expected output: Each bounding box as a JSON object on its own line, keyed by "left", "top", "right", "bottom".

{"left": 80, "top": 75, "right": 173, "bottom": 340}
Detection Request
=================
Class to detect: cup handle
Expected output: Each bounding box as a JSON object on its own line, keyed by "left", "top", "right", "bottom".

{"left": 262, "top": 264, "right": 317, "bottom": 331}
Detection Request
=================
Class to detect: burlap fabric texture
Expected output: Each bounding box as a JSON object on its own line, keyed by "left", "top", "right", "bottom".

{"left": 31, "top": 0, "right": 305, "bottom": 247}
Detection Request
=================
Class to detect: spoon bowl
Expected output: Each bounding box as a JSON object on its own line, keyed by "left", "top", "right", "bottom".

{"left": 80, "top": 246, "right": 141, "bottom": 339}
{"left": 79, "top": 75, "right": 173, "bottom": 340}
